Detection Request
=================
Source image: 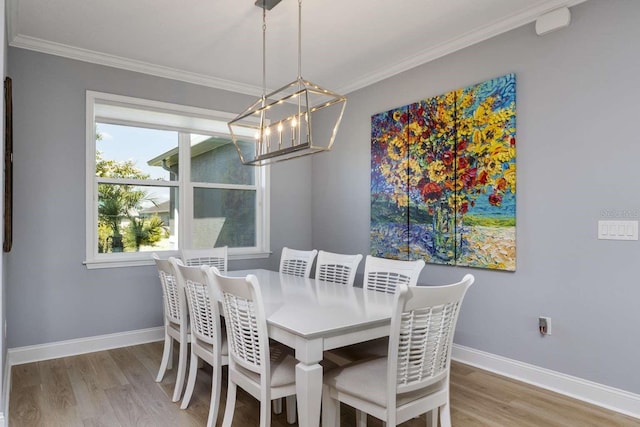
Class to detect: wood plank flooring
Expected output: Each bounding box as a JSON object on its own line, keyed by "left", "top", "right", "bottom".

{"left": 9, "top": 341, "right": 640, "bottom": 426}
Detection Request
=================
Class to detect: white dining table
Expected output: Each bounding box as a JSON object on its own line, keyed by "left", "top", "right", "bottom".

{"left": 227, "top": 269, "right": 395, "bottom": 427}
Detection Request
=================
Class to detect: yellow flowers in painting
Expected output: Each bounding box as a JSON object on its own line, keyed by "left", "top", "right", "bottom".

{"left": 371, "top": 74, "right": 516, "bottom": 271}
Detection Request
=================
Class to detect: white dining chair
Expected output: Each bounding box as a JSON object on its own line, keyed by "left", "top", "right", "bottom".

{"left": 279, "top": 246, "right": 318, "bottom": 278}
{"left": 322, "top": 274, "right": 475, "bottom": 427}
{"left": 315, "top": 250, "right": 363, "bottom": 286}
{"left": 325, "top": 255, "right": 426, "bottom": 366}
{"left": 181, "top": 246, "right": 228, "bottom": 273}
{"left": 175, "top": 262, "right": 229, "bottom": 427}
{"left": 212, "top": 269, "right": 298, "bottom": 427}
{"left": 152, "top": 254, "right": 190, "bottom": 402}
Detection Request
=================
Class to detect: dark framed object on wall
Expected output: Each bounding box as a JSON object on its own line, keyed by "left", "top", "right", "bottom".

{"left": 4, "top": 77, "right": 12, "bottom": 252}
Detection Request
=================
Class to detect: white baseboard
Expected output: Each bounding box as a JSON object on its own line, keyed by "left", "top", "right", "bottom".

{"left": 8, "top": 326, "right": 164, "bottom": 366}
{"left": 452, "top": 344, "right": 640, "bottom": 420}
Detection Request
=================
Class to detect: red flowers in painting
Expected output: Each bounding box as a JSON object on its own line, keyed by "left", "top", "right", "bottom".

{"left": 441, "top": 151, "right": 454, "bottom": 166}
{"left": 458, "top": 166, "right": 477, "bottom": 189}
{"left": 420, "top": 181, "right": 443, "bottom": 201}
{"left": 488, "top": 193, "right": 503, "bottom": 206}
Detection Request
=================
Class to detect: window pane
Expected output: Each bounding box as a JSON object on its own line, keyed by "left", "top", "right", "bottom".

{"left": 190, "top": 134, "right": 254, "bottom": 185}
{"left": 192, "top": 187, "right": 256, "bottom": 248}
{"left": 96, "top": 123, "right": 179, "bottom": 181}
{"left": 98, "top": 184, "right": 178, "bottom": 253}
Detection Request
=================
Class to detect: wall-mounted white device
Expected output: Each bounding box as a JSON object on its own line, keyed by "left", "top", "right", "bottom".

{"left": 535, "top": 7, "right": 571, "bottom": 36}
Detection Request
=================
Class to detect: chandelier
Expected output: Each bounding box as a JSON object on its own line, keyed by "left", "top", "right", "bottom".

{"left": 228, "top": 0, "right": 347, "bottom": 166}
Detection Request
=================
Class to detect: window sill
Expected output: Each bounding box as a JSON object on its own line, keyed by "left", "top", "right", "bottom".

{"left": 84, "top": 250, "right": 272, "bottom": 269}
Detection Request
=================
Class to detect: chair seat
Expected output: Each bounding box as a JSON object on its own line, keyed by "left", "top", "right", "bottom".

{"left": 234, "top": 344, "right": 298, "bottom": 388}
{"left": 194, "top": 336, "right": 229, "bottom": 357}
{"left": 324, "top": 357, "right": 444, "bottom": 408}
{"left": 325, "top": 337, "right": 388, "bottom": 365}
{"left": 168, "top": 321, "right": 189, "bottom": 333}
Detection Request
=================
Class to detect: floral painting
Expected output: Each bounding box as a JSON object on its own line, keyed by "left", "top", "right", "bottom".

{"left": 371, "top": 73, "right": 516, "bottom": 271}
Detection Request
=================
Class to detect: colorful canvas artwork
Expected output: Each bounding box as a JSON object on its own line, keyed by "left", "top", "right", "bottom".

{"left": 371, "top": 73, "right": 516, "bottom": 271}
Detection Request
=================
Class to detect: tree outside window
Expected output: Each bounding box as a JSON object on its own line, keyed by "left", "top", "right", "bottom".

{"left": 96, "top": 150, "right": 167, "bottom": 253}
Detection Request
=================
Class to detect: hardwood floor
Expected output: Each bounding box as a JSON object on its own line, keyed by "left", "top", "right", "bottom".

{"left": 9, "top": 341, "right": 640, "bottom": 426}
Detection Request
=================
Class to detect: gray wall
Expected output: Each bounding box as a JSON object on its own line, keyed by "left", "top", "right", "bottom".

{"left": 312, "top": 0, "right": 640, "bottom": 395}
{"left": 6, "top": 48, "right": 313, "bottom": 348}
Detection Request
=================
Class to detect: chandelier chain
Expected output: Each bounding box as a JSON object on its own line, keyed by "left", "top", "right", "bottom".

{"left": 262, "top": 2, "right": 267, "bottom": 98}
{"left": 298, "top": 0, "right": 302, "bottom": 79}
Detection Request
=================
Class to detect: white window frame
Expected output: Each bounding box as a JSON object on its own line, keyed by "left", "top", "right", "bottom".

{"left": 85, "top": 91, "right": 270, "bottom": 269}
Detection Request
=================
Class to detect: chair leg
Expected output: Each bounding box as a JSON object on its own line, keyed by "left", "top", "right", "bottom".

{"left": 260, "top": 398, "right": 271, "bottom": 427}
{"left": 180, "top": 350, "right": 199, "bottom": 409}
{"left": 172, "top": 340, "right": 189, "bottom": 402}
{"left": 273, "top": 398, "right": 283, "bottom": 414}
{"left": 155, "top": 332, "right": 172, "bottom": 382}
{"left": 221, "top": 381, "right": 237, "bottom": 427}
{"left": 426, "top": 409, "right": 438, "bottom": 427}
{"left": 321, "top": 385, "right": 339, "bottom": 427}
{"left": 439, "top": 402, "right": 452, "bottom": 427}
{"left": 207, "top": 363, "right": 223, "bottom": 427}
{"left": 356, "top": 410, "right": 367, "bottom": 427}
{"left": 285, "top": 395, "right": 296, "bottom": 424}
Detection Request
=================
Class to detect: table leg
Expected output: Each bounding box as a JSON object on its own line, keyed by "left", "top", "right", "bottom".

{"left": 296, "top": 361, "right": 323, "bottom": 427}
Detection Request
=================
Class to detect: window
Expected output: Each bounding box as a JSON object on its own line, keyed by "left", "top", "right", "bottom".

{"left": 86, "top": 91, "right": 270, "bottom": 268}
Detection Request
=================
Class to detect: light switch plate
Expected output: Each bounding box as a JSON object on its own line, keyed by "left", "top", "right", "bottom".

{"left": 597, "top": 220, "right": 638, "bottom": 240}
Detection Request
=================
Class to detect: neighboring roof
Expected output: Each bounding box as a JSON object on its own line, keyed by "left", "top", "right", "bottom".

{"left": 140, "top": 200, "right": 170, "bottom": 215}
{"left": 147, "top": 136, "right": 232, "bottom": 168}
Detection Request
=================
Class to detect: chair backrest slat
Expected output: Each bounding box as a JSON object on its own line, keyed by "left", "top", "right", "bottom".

{"left": 315, "top": 250, "right": 363, "bottom": 286}
{"left": 177, "top": 262, "right": 222, "bottom": 346}
{"left": 182, "top": 247, "right": 228, "bottom": 273}
{"left": 363, "top": 255, "right": 425, "bottom": 294}
{"left": 153, "top": 254, "right": 184, "bottom": 324}
{"left": 213, "top": 271, "right": 269, "bottom": 376}
{"left": 279, "top": 247, "right": 318, "bottom": 278}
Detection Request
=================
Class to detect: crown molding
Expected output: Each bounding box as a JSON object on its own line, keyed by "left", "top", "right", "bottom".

{"left": 337, "top": 0, "right": 590, "bottom": 94}
{"left": 7, "top": 0, "right": 589, "bottom": 96}
{"left": 6, "top": 0, "right": 18, "bottom": 46}
{"left": 8, "top": 34, "right": 264, "bottom": 97}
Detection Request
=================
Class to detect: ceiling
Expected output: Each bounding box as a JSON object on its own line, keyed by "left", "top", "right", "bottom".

{"left": 7, "top": 0, "right": 587, "bottom": 96}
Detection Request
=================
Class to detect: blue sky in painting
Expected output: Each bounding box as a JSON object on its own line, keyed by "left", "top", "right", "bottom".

{"left": 467, "top": 191, "right": 515, "bottom": 218}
